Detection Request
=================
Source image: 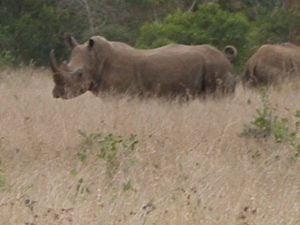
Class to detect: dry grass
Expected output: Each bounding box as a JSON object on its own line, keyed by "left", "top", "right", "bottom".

{"left": 0, "top": 67, "right": 299, "bottom": 225}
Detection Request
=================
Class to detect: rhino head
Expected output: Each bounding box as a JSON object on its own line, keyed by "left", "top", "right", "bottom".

{"left": 50, "top": 33, "right": 110, "bottom": 99}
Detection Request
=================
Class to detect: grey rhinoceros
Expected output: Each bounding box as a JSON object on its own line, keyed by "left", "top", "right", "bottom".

{"left": 50, "top": 33, "right": 236, "bottom": 99}
{"left": 243, "top": 43, "right": 300, "bottom": 86}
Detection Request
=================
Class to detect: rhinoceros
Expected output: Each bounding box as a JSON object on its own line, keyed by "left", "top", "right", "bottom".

{"left": 242, "top": 43, "right": 300, "bottom": 86}
{"left": 50, "top": 33, "right": 236, "bottom": 99}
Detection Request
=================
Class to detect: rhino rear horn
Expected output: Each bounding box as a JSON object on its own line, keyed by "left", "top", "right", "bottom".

{"left": 223, "top": 45, "right": 238, "bottom": 63}
{"left": 64, "top": 32, "right": 78, "bottom": 50}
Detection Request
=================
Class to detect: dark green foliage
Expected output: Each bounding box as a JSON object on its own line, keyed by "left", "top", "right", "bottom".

{"left": 254, "top": 7, "right": 300, "bottom": 45}
{"left": 216, "top": 0, "right": 282, "bottom": 17}
{"left": 101, "top": 24, "right": 136, "bottom": 45}
{"left": 137, "top": 3, "right": 251, "bottom": 66}
{"left": 137, "top": 3, "right": 251, "bottom": 47}
{"left": 136, "top": 1, "right": 300, "bottom": 69}
{"left": 0, "top": 0, "right": 84, "bottom": 65}
{"left": 0, "top": 0, "right": 299, "bottom": 68}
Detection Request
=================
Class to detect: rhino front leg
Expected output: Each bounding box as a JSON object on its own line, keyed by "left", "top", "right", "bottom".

{"left": 134, "top": 70, "right": 147, "bottom": 97}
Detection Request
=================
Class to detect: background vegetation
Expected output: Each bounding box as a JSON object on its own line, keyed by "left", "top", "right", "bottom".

{"left": 0, "top": 0, "right": 299, "bottom": 67}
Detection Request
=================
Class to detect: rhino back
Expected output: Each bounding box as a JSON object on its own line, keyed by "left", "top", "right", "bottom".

{"left": 243, "top": 44, "right": 300, "bottom": 86}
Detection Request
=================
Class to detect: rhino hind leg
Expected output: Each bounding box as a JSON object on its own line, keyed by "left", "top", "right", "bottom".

{"left": 195, "top": 64, "right": 205, "bottom": 96}
{"left": 286, "top": 57, "right": 297, "bottom": 77}
{"left": 134, "top": 71, "right": 154, "bottom": 98}
{"left": 134, "top": 71, "right": 145, "bottom": 96}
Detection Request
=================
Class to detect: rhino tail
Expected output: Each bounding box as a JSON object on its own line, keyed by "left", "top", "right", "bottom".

{"left": 223, "top": 45, "right": 238, "bottom": 63}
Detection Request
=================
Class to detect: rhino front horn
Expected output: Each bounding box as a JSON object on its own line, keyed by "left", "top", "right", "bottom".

{"left": 50, "top": 49, "right": 59, "bottom": 73}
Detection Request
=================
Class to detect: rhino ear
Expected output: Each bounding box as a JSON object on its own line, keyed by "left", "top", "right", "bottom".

{"left": 64, "top": 32, "right": 78, "bottom": 50}
{"left": 88, "top": 38, "right": 95, "bottom": 50}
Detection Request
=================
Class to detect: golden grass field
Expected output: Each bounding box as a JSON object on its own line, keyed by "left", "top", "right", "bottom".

{"left": 0, "top": 67, "right": 299, "bottom": 225}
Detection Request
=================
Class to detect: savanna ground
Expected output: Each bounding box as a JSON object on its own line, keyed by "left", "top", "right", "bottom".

{"left": 0, "top": 67, "right": 299, "bottom": 225}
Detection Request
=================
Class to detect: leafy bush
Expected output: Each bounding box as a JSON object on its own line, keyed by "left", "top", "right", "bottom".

{"left": 76, "top": 131, "right": 138, "bottom": 177}
{"left": 217, "top": 0, "right": 282, "bottom": 14}
{"left": 136, "top": 3, "right": 252, "bottom": 66}
{"left": 1, "top": 0, "right": 298, "bottom": 68}
{"left": 0, "top": 0, "right": 85, "bottom": 65}
{"left": 242, "top": 88, "right": 300, "bottom": 157}
{"left": 0, "top": 50, "right": 15, "bottom": 68}
{"left": 101, "top": 24, "right": 135, "bottom": 45}
{"left": 254, "top": 7, "right": 300, "bottom": 45}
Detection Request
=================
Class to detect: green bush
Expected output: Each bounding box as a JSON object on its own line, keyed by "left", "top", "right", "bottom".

{"left": 136, "top": 3, "right": 252, "bottom": 66}
{"left": 0, "top": 0, "right": 85, "bottom": 66}
{"left": 1, "top": 0, "right": 298, "bottom": 68}
{"left": 101, "top": 24, "right": 135, "bottom": 45}
{"left": 254, "top": 7, "right": 300, "bottom": 45}
{"left": 242, "top": 88, "right": 300, "bottom": 157}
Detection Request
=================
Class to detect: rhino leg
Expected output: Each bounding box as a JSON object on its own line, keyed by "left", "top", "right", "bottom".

{"left": 134, "top": 71, "right": 147, "bottom": 97}
{"left": 195, "top": 64, "right": 205, "bottom": 96}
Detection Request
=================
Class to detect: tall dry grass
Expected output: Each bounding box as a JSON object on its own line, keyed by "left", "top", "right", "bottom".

{"left": 0, "top": 67, "right": 299, "bottom": 225}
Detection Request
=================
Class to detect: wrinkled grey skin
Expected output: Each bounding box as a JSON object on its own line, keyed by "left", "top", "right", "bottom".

{"left": 243, "top": 43, "right": 300, "bottom": 87}
{"left": 50, "top": 33, "right": 236, "bottom": 99}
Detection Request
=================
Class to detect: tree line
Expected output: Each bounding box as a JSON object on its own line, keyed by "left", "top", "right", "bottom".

{"left": 0, "top": 0, "right": 299, "bottom": 68}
